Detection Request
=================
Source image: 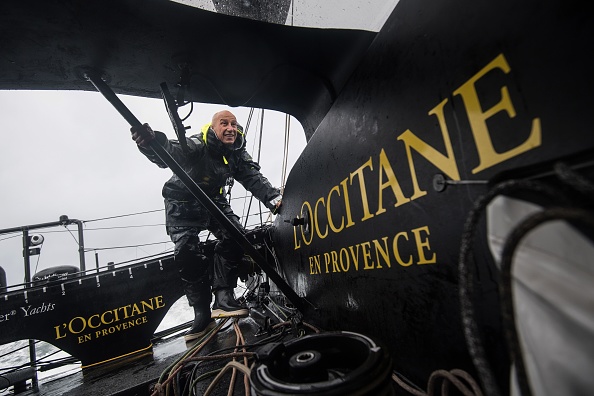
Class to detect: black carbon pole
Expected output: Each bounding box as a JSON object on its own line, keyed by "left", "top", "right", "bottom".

{"left": 84, "top": 73, "right": 307, "bottom": 312}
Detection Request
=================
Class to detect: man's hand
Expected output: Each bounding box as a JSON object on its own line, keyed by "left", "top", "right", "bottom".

{"left": 131, "top": 123, "right": 155, "bottom": 148}
{"left": 270, "top": 195, "right": 282, "bottom": 214}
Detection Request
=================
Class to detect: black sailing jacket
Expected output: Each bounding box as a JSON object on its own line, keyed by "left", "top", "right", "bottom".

{"left": 139, "top": 125, "right": 281, "bottom": 215}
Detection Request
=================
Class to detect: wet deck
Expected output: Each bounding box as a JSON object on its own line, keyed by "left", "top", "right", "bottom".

{"left": 18, "top": 313, "right": 309, "bottom": 396}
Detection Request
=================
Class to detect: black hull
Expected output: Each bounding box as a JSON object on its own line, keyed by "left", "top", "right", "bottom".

{"left": 0, "top": 256, "right": 183, "bottom": 369}
{"left": 272, "top": 0, "right": 594, "bottom": 390}
{"left": 1, "top": 0, "right": 593, "bottom": 394}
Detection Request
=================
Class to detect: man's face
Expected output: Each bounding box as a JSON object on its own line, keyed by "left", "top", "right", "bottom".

{"left": 212, "top": 111, "right": 238, "bottom": 145}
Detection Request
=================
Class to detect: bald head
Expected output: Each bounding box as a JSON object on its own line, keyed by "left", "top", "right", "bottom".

{"left": 212, "top": 110, "right": 236, "bottom": 125}
{"left": 211, "top": 110, "right": 238, "bottom": 145}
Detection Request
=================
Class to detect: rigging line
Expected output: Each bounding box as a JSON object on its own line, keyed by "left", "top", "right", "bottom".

{"left": 280, "top": 114, "right": 288, "bottom": 187}
{"left": 83, "top": 208, "right": 164, "bottom": 223}
{"left": 84, "top": 240, "right": 173, "bottom": 251}
{"left": 136, "top": 244, "right": 160, "bottom": 258}
{"left": 243, "top": 199, "right": 254, "bottom": 229}
{"left": 2, "top": 223, "right": 167, "bottom": 236}
{"left": 63, "top": 225, "right": 80, "bottom": 245}
{"left": 112, "top": 248, "right": 174, "bottom": 266}
{"left": 244, "top": 221, "right": 274, "bottom": 230}
{"left": 280, "top": 113, "right": 291, "bottom": 188}
{"left": 244, "top": 107, "right": 255, "bottom": 137}
{"left": 256, "top": 109, "right": 264, "bottom": 163}
{"left": 257, "top": 110, "right": 265, "bottom": 225}
{"left": 241, "top": 108, "right": 262, "bottom": 223}
{"left": 242, "top": 211, "right": 274, "bottom": 220}
{"left": 264, "top": 237, "right": 286, "bottom": 280}
{"left": 83, "top": 224, "right": 166, "bottom": 231}
{"left": 248, "top": 108, "right": 261, "bottom": 156}
{"left": 230, "top": 193, "right": 257, "bottom": 202}
{"left": 32, "top": 251, "right": 41, "bottom": 275}
{"left": 0, "top": 233, "right": 21, "bottom": 242}
{"left": 0, "top": 339, "right": 42, "bottom": 359}
{"left": 34, "top": 347, "right": 69, "bottom": 364}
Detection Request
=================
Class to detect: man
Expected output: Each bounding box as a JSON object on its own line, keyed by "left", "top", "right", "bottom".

{"left": 131, "top": 110, "right": 282, "bottom": 342}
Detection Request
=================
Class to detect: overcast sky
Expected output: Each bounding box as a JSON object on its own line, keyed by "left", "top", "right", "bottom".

{"left": 0, "top": 90, "right": 306, "bottom": 287}
{"left": 0, "top": 0, "right": 402, "bottom": 288}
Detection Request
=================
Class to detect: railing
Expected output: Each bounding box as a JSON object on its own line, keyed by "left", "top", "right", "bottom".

{"left": 0, "top": 215, "right": 86, "bottom": 285}
{"left": 0, "top": 207, "right": 275, "bottom": 394}
{"left": 0, "top": 214, "right": 176, "bottom": 393}
{"left": 0, "top": 215, "right": 86, "bottom": 392}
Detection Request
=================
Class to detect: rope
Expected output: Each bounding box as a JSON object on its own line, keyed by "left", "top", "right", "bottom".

{"left": 427, "top": 369, "right": 484, "bottom": 396}
{"left": 226, "top": 321, "right": 241, "bottom": 396}
{"left": 185, "top": 352, "right": 254, "bottom": 364}
{"left": 203, "top": 361, "right": 252, "bottom": 396}
{"left": 554, "top": 162, "right": 594, "bottom": 197}
{"left": 457, "top": 179, "right": 570, "bottom": 396}
{"left": 499, "top": 207, "right": 594, "bottom": 396}
{"left": 232, "top": 320, "right": 250, "bottom": 396}
{"left": 392, "top": 372, "right": 427, "bottom": 396}
{"left": 392, "top": 369, "right": 484, "bottom": 396}
{"left": 150, "top": 319, "right": 229, "bottom": 396}
{"left": 459, "top": 161, "right": 593, "bottom": 396}
{"left": 145, "top": 283, "right": 316, "bottom": 396}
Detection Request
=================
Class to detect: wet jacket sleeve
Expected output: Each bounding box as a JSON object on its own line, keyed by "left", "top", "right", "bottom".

{"left": 234, "top": 150, "right": 281, "bottom": 210}
{"left": 138, "top": 131, "right": 204, "bottom": 168}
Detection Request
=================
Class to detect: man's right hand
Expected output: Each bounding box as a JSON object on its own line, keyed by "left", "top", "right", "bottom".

{"left": 131, "top": 123, "right": 155, "bottom": 148}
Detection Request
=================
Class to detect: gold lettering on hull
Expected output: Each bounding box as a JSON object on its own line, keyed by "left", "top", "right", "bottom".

{"left": 54, "top": 295, "right": 165, "bottom": 343}
{"left": 294, "top": 53, "right": 542, "bottom": 267}
{"left": 454, "top": 54, "right": 542, "bottom": 174}
{"left": 309, "top": 225, "right": 436, "bottom": 275}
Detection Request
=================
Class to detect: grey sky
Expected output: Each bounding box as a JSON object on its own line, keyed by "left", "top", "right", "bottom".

{"left": 0, "top": 0, "right": 404, "bottom": 288}
{"left": 0, "top": 90, "right": 306, "bottom": 287}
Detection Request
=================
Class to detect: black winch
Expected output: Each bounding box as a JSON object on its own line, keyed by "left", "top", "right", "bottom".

{"left": 250, "top": 331, "right": 394, "bottom": 395}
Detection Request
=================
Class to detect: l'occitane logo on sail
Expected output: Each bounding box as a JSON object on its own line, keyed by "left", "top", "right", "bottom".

{"left": 294, "top": 53, "right": 541, "bottom": 253}
{"left": 53, "top": 295, "right": 165, "bottom": 344}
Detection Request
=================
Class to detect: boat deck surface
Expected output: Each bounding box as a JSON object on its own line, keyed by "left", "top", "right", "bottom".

{"left": 21, "top": 316, "right": 286, "bottom": 396}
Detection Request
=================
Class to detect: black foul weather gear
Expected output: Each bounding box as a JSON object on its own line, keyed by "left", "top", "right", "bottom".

{"left": 139, "top": 124, "right": 280, "bottom": 321}
{"left": 211, "top": 288, "right": 248, "bottom": 318}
